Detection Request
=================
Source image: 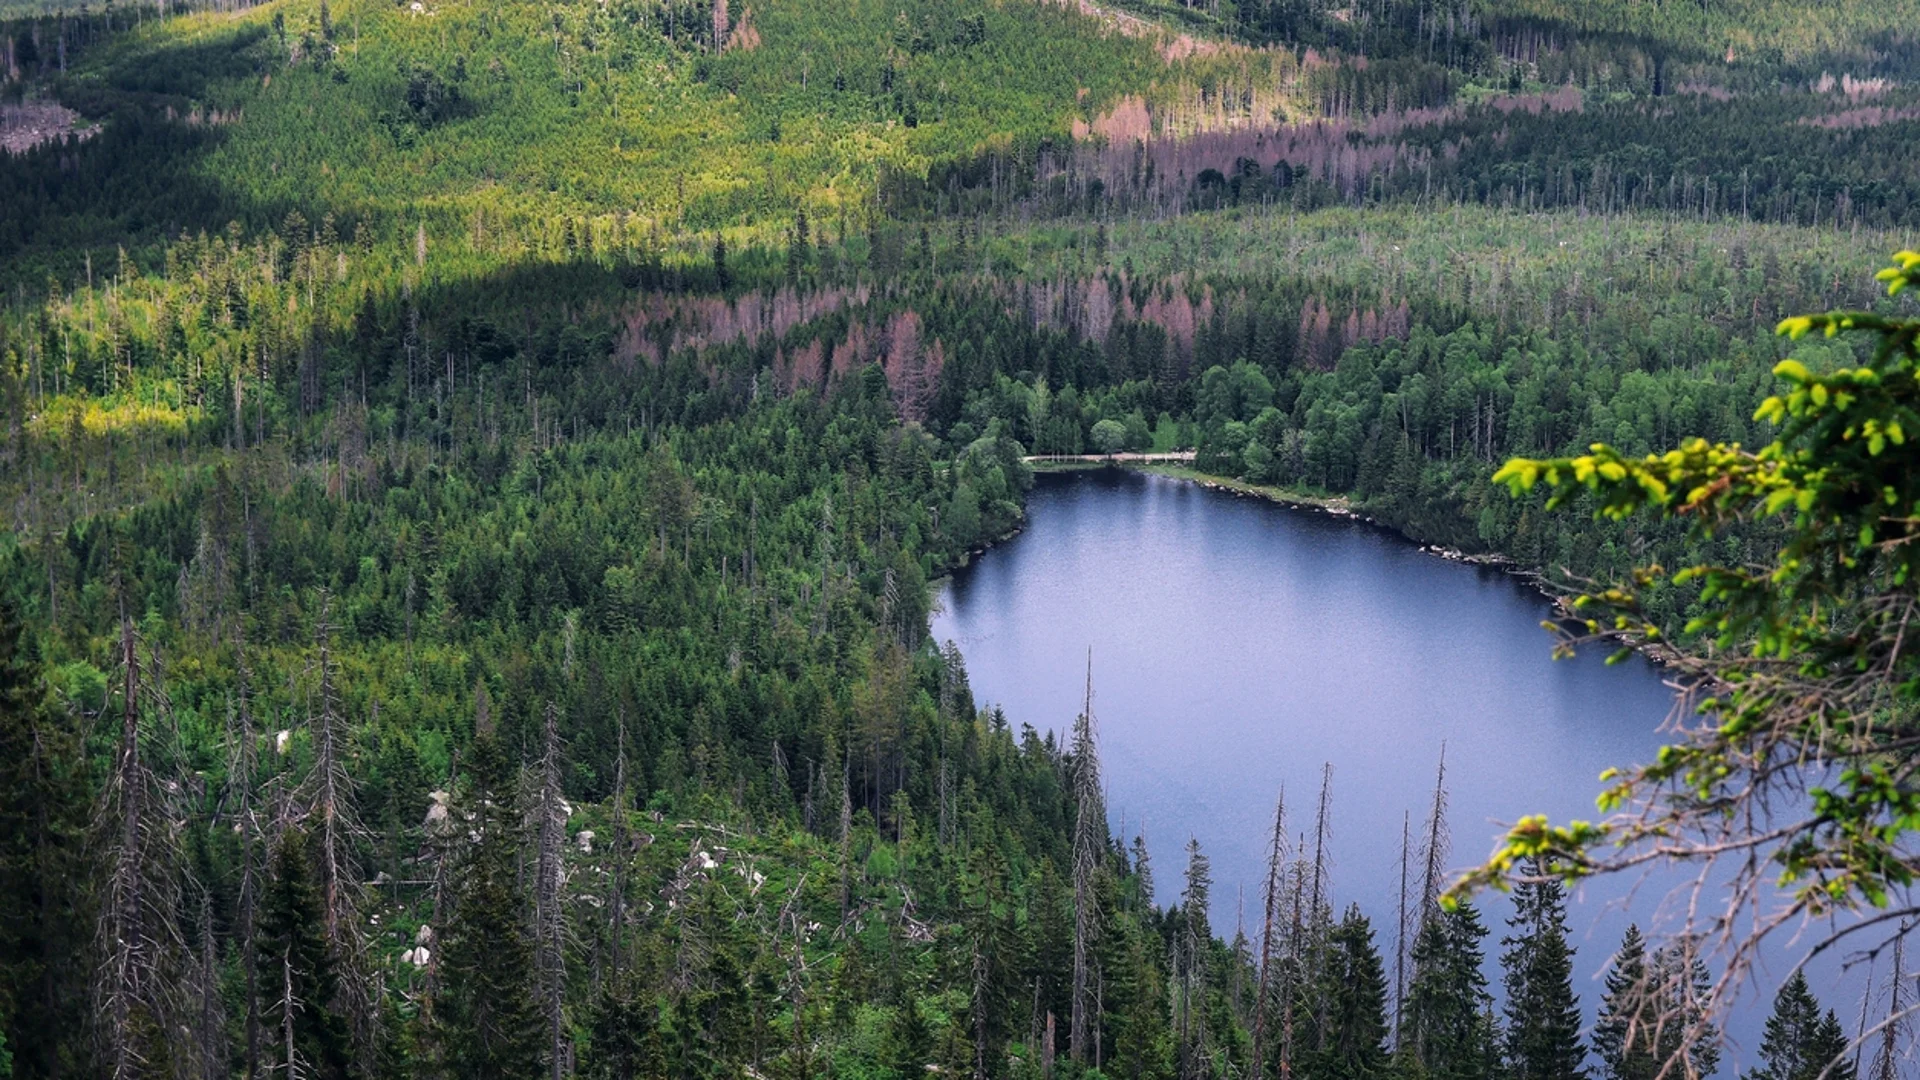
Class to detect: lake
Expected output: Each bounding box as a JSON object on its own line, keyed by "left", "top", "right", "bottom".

{"left": 931, "top": 468, "right": 1839, "bottom": 1062}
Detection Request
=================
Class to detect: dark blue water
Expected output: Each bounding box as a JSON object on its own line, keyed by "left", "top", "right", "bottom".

{"left": 931, "top": 469, "right": 1851, "bottom": 1064}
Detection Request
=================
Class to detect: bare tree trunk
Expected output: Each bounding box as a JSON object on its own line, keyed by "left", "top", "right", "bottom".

{"left": 838, "top": 753, "right": 853, "bottom": 920}
{"left": 1418, "top": 745, "right": 1449, "bottom": 918}
{"left": 535, "top": 703, "right": 569, "bottom": 1080}
{"left": 197, "top": 889, "right": 226, "bottom": 1080}
{"left": 229, "top": 653, "right": 264, "bottom": 1079}
{"left": 307, "top": 594, "right": 375, "bottom": 1072}
{"left": 1252, "top": 789, "right": 1288, "bottom": 1080}
{"left": 1872, "top": 928, "right": 1908, "bottom": 1080}
{"left": 606, "top": 714, "right": 629, "bottom": 988}
{"left": 972, "top": 941, "right": 990, "bottom": 1080}
{"left": 1308, "top": 763, "right": 1334, "bottom": 1052}
{"left": 281, "top": 955, "right": 303, "bottom": 1080}
{"left": 108, "top": 610, "right": 145, "bottom": 1080}
{"left": 1395, "top": 810, "right": 1411, "bottom": 1042}
{"left": 99, "top": 608, "right": 188, "bottom": 1080}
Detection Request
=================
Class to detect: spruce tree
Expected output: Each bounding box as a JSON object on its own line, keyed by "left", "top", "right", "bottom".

{"left": 1176, "top": 837, "right": 1214, "bottom": 1080}
{"left": 440, "top": 732, "right": 544, "bottom": 1080}
{"left": 0, "top": 602, "right": 88, "bottom": 1078}
{"left": 1651, "top": 944, "right": 1720, "bottom": 1080}
{"left": 1503, "top": 873, "right": 1587, "bottom": 1080}
{"left": 1403, "top": 900, "right": 1499, "bottom": 1080}
{"left": 1594, "top": 926, "right": 1657, "bottom": 1080}
{"left": 1749, "top": 973, "right": 1854, "bottom": 1080}
{"left": 1309, "top": 906, "right": 1392, "bottom": 1080}
{"left": 260, "top": 826, "right": 353, "bottom": 1080}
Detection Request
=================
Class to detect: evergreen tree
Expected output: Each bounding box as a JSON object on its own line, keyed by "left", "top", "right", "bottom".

{"left": 1309, "top": 905, "right": 1392, "bottom": 1080}
{"left": 1176, "top": 837, "right": 1214, "bottom": 1080}
{"left": 0, "top": 602, "right": 88, "bottom": 1079}
{"left": 260, "top": 826, "right": 353, "bottom": 1080}
{"left": 1748, "top": 973, "right": 1854, "bottom": 1080}
{"left": 1504, "top": 872, "right": 1587, "bottom": 1080}
{"left": 1402, "top": 900, "right": 1499, "bottom": 1080}
{"left": 440, "top": 732, "right": 544, "bottom": 1080}
{"left": 586, "top": 972, "right": 660, "bottom": 1080}
{"left": 1594, "top": 926, "right": 1658, "bottom": 1080}
{"left": 1652, "top": 943, "right": 1721, "bottom": 1080}
{"left": 961, "top": 843, "right": 1016, "bottom": 1080}
{"left": 1111, "top": 931, "right": 1175, "bottom": 1080}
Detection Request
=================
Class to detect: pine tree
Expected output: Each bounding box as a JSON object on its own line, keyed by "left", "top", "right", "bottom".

{"left": 1749, "top": 973, "right": 1854, "bottom": 1080}
{"left": 260, "top": 826, "right": 353, "bottom": 1080}
{"left": 1503, "top": 870, "right": 1587, "bottom": 1080}
{"left": 1309, "top": 906, "right": 1392, "bottom": 1080}
{"left": 441, "top": 732, "right": 544, "bottom": 1080}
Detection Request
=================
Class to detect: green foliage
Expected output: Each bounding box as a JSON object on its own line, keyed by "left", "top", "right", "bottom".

{"left": 1402, "top": 902, "right": 1500, "bottom": 1080}
{"left": 1468, "top": 251, "right": 1920, "bottom": 922}
{"left": 0, "top": 604, "right": 87, "bottom": 1080}
{"left": 260, "top": 827, "right": 355, "bottom": 1080}
{"left": 1501, "top": 872, "right": 1586, "bottom": 1080}
{"left": 439, "top": 732, "right": 545, "bottom": 1080}
{"left": 1308, "top": 906, "right": 1393, "bottom": 1080}
{"left": 1749, "top": 974, "right": 1857, "bottom": 1080}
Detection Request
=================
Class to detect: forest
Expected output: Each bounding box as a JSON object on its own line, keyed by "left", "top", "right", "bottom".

{"left": 3, "top": 0, "right": 1920, "bottom": 1075}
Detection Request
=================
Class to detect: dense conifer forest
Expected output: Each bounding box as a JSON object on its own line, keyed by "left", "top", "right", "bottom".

{"left": 3, "top": 0, "right": 1919, "bottom": 1075}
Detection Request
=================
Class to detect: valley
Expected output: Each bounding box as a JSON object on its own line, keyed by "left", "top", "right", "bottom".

{"left": 2, "top": 0, "right": 1919, "bottom": 1077}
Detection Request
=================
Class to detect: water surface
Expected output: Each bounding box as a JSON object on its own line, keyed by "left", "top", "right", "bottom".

{"left": 932, "top": 469, "right": 1816, "bottom": 1058}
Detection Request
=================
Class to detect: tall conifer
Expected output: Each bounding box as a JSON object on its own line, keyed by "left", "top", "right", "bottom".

{"left": 440, "top": 732, "right": 543, "bottom": 1080}
{"left": 1503, "top": 870, "right": 1587, "bottom": 1080}
{"left": 1310, "top": 906, "right": 1392, "bottom": 1080}
{"left": 260, "top": 827, "right": 352, "bottom": 1080}
{"left": 0, "top": 602, "right": 88, "bottom": 1078}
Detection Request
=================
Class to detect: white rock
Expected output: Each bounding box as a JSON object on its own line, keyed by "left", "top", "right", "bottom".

{"left": 275, "top": 730, "right": 292, "bottom": 754}
{"left": 576, "top": 829, "right": 595, "bottom": 853}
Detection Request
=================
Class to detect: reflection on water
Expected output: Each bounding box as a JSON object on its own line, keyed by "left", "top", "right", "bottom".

{"left": 931, "top": 469, "right": 1831, "bottom": 1062}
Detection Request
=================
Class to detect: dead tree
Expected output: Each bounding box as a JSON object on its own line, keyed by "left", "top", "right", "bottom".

{"left": 1395, "top": 811, "right": 1411, "bottom": 1040}
{"left": 1253, "top": 789, "right": 1288, "bottom": 1080}
{"left": 194, "top": 887, "right": 227, "bottom": 1080}
{"left": 304, "top": 594, "right": 376, "bottom": 1073}
{"left": 838, "top": 750, "right": 854, "bottom": 920}
{"left": 97, "top": 607, "right": 192, "bottom": 1080}
{"left": 1406, "top": 746, "right": 1451, "bottom": 1051}
{"left": 1307, "top": 763, "right": 1335, "bottom": 1051}
{"left": 606, "top": 712, "right": 630, "bottom": 988}
{"left": 225, "top": 646, "right": 265, "bottom": 1079}
{"left": 1417, "top": 745, "right": 1450, "bottom": 918}
{"left": 534, "top": 702, "right": 570, "bottom": 1080}
{"left": 1872, "top": 925, "right": 1909, "bottom": 1080}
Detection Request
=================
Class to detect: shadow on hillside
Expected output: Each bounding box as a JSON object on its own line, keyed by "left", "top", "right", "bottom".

{"left": 0, "top": 21, "right": 295, "bottom": 284}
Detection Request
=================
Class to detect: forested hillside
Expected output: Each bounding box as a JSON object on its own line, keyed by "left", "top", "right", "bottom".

{"left": 2, "top": 0, "right": 1918, "bottom": 1075}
